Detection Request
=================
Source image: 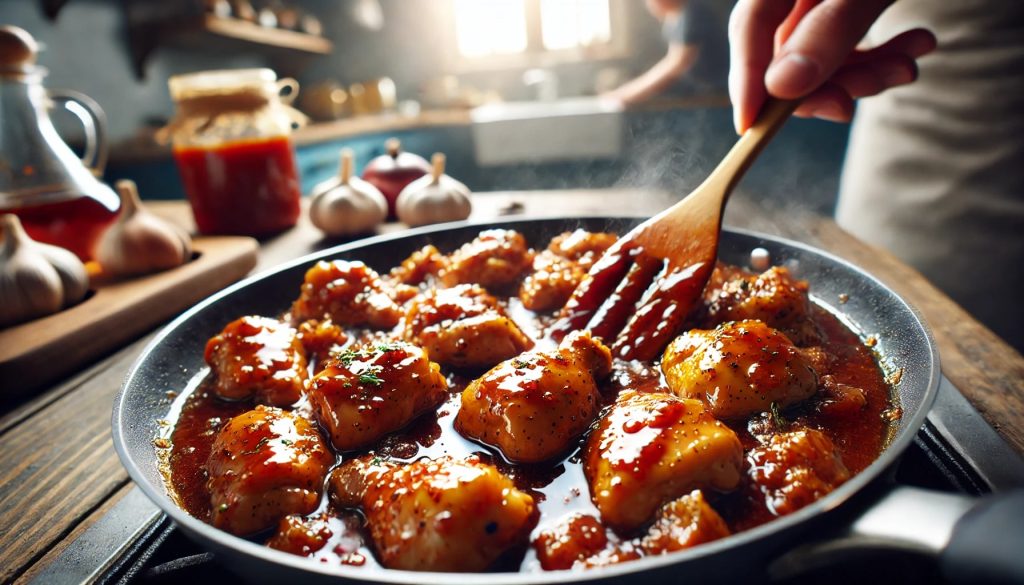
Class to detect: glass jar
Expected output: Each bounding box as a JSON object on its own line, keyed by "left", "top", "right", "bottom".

{"left": 164, "top": 69, "right": 306, "bottom": 236}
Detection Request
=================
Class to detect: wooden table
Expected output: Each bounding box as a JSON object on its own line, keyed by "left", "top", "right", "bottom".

{"left": 2, "top": 190, "right": 1022, "bottom": 584}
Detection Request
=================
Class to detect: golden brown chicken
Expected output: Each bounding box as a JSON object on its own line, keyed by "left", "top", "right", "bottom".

{"left": 387, "top": 244, "right": 447, "bottom": 286}
{"left": 329, "top": 455, "right": 536, "bottom": 572}
{"left": 439, "top": 229, "right": 534, "bottom": 290}
{"left": 207, "top": 406, "right": 334, "bottom": 536}
{"left": 639, "top": 490, "right": 731, "bottom": 555}
{"left": 455, "top": 330, "right": 611, "bottom": 462}
{"left": 519, "top": 230, "right": 618, "bottom": 312}
{"left": 266, "top": 514, "right": 332, "bottom": 556}
{"left": 295, "top": 318, "right": 349, "bottom": 360}
{"left": 661, "top": 320, "right": 819, "bottom": 420}
{"left": 547, "top": 229, "right": 619, "bottom": 261}
{"left": 204, "top": 316, "right": 308, "bottom": 407}
{"left": 307, "top": 341, "right": 448, "bottom": 452}
{"left": 290, "top": 260, "right": 403, "bottom": 329}
{"left": 702, "top": 264, "right": 821, "bottom": 345}
{"left": 583, "top": 390, "right": 743, "bottom": 533}
{"left": 746, "top": 428, "right": 850, "bottom": 516}
{"left": 533, "top": 513, "right": 609, "bottom": 570}
{"left": 403, "top": 283, "right": 533, "bottom": 369}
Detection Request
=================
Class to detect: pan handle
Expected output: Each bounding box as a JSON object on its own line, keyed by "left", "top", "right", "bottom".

{"left": 769, "top": 486, "right": 1024, "bottom": 584}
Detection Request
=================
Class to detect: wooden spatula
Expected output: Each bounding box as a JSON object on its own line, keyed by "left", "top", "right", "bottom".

{"left": 551, "top": 98, "right": 798, "bottom": 360}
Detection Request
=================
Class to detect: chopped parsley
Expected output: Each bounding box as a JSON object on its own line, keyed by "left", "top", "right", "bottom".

{"left": 338, "top": 348, "right": 361, "bottom": 367}
{"left": 512, "top": 359, "right": 531, "bottom": 369}
{"left": 280, "top": 438, "right": 293, "bottom": 446}
{"left": 359, "top": 366, "right": 385, "bottom": 386}
{"left": 770, "top": 402, "right": 788, "bottom": 430}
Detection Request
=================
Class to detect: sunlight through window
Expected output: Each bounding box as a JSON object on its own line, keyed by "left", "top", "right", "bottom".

{"left": 453, "top": 0, "right": 529, "bottom": 57}
{"left": 540, "top": 0, "right": 611, "bottom": 50}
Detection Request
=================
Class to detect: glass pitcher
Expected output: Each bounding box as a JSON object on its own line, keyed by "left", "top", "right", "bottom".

{"left": 0, "top": 25, "right": 119, "bottom": 261}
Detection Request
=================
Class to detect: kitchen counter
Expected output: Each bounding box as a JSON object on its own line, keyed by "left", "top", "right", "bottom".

{"left": 108, "top": 95, "right": 731, "bottom": 163}
{"left": 1, "top": 189, "right": 1021, "bottom": 583}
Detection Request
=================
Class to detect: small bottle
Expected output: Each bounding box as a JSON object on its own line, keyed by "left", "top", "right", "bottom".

{"left": 164, "top": 69, "right": 306, "bottom": 236}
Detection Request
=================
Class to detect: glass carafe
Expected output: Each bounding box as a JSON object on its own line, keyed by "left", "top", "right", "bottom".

{"left": 0, "top": 25, "right": 119, "bottom": 261}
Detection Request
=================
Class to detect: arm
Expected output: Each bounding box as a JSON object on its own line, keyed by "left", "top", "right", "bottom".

{"left": 607, "top": 44, "right": 700, "bottom": 106}
{"left": 728, "top": 0, "right": 936, "bottom": 133}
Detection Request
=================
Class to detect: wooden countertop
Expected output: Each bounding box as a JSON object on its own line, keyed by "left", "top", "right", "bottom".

{"left": 1, "top": 189, "right": 1022, "bottom": 583}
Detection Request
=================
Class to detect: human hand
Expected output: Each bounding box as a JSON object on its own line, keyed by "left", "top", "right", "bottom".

{"left": 729, "top": 0, "right": 937, "bottom": 133}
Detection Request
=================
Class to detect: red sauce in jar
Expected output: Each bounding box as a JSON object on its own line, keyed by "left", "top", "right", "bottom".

{"left": 174, "top": 136, "right": 301, "bottom": 236}
{"left": 0, "top": 194, "right": 119, "bottom": 261}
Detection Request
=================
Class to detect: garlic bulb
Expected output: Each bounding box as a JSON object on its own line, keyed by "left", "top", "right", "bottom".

{"left": 310, "top": 149, "right": 388, "bottom": 236}
{"left": 395, "top": 153, "right": 472, "bottom": 227}
{"left": 96, "top": 180, "right": 192, "bottom": 276}
{"left": 0, "top": 214, "right": 89, "bottom": 327}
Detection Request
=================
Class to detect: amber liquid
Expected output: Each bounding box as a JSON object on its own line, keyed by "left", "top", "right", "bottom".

{"left": 174, "top": 136, "right": 302, "bottom": 236}
{"left": 0, "top": 195, "right": 119, "bottom": 261}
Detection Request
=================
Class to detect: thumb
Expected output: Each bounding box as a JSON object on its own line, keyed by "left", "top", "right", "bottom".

{"left": 766, "top": 0, "right": 894, "bottom": 98}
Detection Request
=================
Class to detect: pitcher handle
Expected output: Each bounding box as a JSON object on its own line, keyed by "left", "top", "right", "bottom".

{"left": 48, "top": 89, "right": 108, "bottom": 176}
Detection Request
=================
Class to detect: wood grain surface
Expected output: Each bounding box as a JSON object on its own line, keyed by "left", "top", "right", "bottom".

{"left": 0, "top": 236, "right": 258, "bottom": 397}
{"left": 1, "top": 190, "right": 1021, "bottom": 584}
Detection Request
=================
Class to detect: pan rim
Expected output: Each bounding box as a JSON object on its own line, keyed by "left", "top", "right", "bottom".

{"left": 112, "top": 215, "right": 940, "bottom": 583}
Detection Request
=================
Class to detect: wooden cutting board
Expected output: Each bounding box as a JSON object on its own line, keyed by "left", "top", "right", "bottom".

{"left": 0, "top": 236, "right": 258, "bottom": 397}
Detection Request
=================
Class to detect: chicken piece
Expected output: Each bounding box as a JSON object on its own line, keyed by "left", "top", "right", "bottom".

{"left": 583, "top": 390, "right": 743, "bottom": 533}
{"left": 455, "top": 330, "right": 611, "bottom": 462}
{"left": 387, "top": 244, "right": 447, "bottom": 286}
{"left": 639, "top": 490, "right": 731, "bottom": 555}
{"left": 702, "top": 264, "right": 821, "bottom": 345}
{"left": 518, "top": 251, "right": 583, "bottom": 312}
{"left": 747, "top": 428, "right": 851, "bottom": 516}
{"left": 290, "top": 260, "right": 403, "bottom": 329}
{"left": 296, "top": 318, "right": 349, "bottom": 358}
{"left": 533, "top": 513, "right": 609, "bottom": 571}
{"left": 662, "top": 320, "right": 819, "bottom": 420}
{"left": 403, "top": 283, "right": 533, "bottom": 369}
{"left": 329, "top": 455, "right": 536, "bottom": 572}
{"left": 546, "top": 229, "right": 618, "bottom": 264}
{"left": 266, "top": 514, "right": 332, "bottom": 556}
{"left": 519, "top": 230, "right": 619, "bottom": 312}
{"left": 207, "top": 406, "right": 334, "bottom": 536}
{"left": 204, "top": 316, "right": 308, "bottom": 407}
{"left": 439, "top": 229, "right": 534, "bottom": 290}
{"left": 308, "top": 341, "right": 448, "bottom": 451}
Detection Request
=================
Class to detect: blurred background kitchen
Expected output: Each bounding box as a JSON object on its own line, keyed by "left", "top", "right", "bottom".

{"left": 2, "top": 0, "right": 848, "bottom": 213}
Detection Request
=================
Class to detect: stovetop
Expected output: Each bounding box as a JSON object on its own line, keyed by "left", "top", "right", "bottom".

{"left": 32, "top": 377, "right": 1024, "bottom": 585}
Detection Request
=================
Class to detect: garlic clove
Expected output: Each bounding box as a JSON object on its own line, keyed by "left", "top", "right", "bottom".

{"left": 309, "top": 149, "right": 388, "bottom": 237}
{"left": 0, "top": 213, "right": 89, "bottom": 327}
{"left": 96, "top": 180, "right": 193, "bottom": 276}
{"left": 395, "top": 153, "right": 472, "bottom": 227}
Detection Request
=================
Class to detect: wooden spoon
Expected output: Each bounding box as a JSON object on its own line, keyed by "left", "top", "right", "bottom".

{"left": 551, "top": 98, "right": 799, "bottom": 360}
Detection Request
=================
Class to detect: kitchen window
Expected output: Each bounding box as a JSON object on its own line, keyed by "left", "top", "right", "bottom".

{"left": 451, "top": 0, "right": 622, "bottom": 68}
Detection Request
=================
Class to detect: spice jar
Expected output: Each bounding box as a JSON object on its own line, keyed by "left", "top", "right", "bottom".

{"left": 163, "top": 69, "right": 306, "bottom": 236}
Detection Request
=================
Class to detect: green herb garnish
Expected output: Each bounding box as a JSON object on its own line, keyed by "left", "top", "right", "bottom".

{"left": 358, "top": 366, "right": 385, "bottom": 386}
{"left": 770, "top": 402, "right": 788, "bottom": 430}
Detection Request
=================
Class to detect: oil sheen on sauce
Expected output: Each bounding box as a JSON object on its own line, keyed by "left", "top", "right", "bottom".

{"left": 163, "top": 281, "right": 892, "bottom": 573}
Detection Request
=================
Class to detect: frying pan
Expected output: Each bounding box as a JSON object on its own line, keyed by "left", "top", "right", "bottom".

{"left": 112, "top": 217, "right": 1024, "bottom": 584}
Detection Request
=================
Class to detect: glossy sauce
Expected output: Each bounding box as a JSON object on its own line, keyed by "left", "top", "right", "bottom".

{"left": 174, "top": 136, "right": 301, "bottom": 236}
{"left": 163, "top": 270, "right": 893, "bottom": 573}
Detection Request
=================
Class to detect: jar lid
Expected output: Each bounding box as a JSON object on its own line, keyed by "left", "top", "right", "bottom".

{"left": 168, "top": 68, "right": 278, "bottom": 100}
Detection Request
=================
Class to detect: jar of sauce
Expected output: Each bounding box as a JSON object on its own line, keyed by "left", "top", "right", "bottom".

{"left": 164, "top": 69, "right": 305, "bottom": 236}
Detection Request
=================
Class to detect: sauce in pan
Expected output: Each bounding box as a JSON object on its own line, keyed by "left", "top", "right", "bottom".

{"left": 159, "top": 229, "right": 894, "bottom": 573}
